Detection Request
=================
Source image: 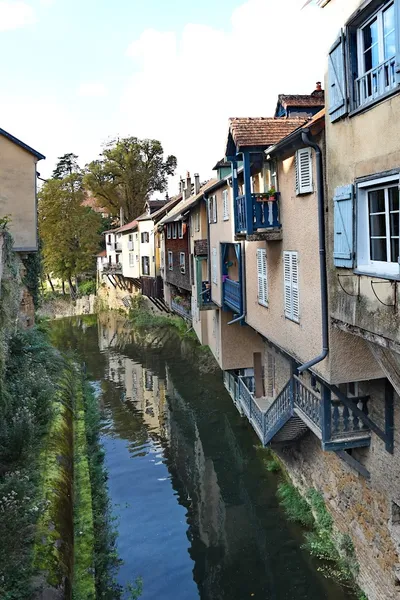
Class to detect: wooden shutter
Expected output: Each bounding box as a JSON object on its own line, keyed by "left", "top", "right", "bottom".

{"left": 328, "top": 31, "right": 348, "bottom": 122}
{"left": 257, "top": 248, "right": 268, "bottom": 307}
{"left": 333, "top": 184, "right": 354, "bottom": 267}
{"left": 283, "top": 251, "right": 299, "bottom": 322}
{"left": 223, "top": 190, "right": 229, "bottom": 220}
{"left": 212, "top": 247, "right": 217, "bottom": 283}
{"left": 295, "top": 148, "right": 313, "bottom": 195}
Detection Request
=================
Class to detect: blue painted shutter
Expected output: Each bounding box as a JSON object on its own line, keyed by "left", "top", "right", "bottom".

{"left": 328, "top": 31, "right": 348, "bottom": 122}
{"left": 333, "top": 185, "right": 354, "bottom": 268}
{"left": 395, "top": 0, "right": 400, "bottom": 84}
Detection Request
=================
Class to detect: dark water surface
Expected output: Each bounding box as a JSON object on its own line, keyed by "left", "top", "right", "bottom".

{"left": 51, "top": 314, "right": 355, "bottom": 600}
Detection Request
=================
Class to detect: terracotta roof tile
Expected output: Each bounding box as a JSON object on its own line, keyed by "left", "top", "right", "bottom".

{"left": 116, "top": 219, "right": 138, "bottom": 233}
{"left": 229, "top": 117, "right": 307, "bottom": 149}
{"left": 278, "top": 93, "right": 325, "bottom": 109}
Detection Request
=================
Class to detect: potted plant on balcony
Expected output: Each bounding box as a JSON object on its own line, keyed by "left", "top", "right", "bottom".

{"left": 266, "top": 186, "right": 278, "bottom": 201}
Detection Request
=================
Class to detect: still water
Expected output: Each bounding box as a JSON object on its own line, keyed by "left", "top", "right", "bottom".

{"left": 51, "top": 314, "right": 355, "bottom": 600}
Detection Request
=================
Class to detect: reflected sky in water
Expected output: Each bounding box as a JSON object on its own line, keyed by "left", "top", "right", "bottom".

{"left": 51, "top": 314, "right": 356, "bottom": 600}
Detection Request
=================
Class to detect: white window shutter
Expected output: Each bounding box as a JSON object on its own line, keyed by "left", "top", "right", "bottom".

{"left": 283, "top": 251, "right": 292, "bottom": 319}
{"left": 295, "top": 149, "right": 313, "bottom": 195}
{"left": 257, "top": 248, "right": 268, "bottom": 307}
{"left": 213, "top": 196, "right": 217, "bottom": 223}
{"left": 223, "top": 190, "right": 229, "bottom": 220}
{"left": 291, "top": 252, "right": 300, "bottom": 322}
{"left": 212, "top": 247, "right": 217, "bottom": 284}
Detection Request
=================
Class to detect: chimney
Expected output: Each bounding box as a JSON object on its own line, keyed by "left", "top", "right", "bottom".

{"left": 194, "top": 173, "right": 200, "bottom": 195}
{"left": 316, "top": 81, "right": 322, "bottom": 91}
{"left": 185, "top": 171, "right": 191, "bottom": 199}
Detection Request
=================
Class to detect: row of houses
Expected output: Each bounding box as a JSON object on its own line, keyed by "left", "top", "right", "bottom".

{"left": 99, "top": 1, "right": 400, "bottom": 597}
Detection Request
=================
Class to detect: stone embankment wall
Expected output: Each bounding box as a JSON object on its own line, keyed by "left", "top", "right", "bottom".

{"left": 38, "top": 294, "right": 97, "bottom": 319}
{"left": 277, "top": 384, "right": 400, "bottom": 600}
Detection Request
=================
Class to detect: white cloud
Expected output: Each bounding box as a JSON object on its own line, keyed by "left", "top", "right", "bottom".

{"left": 118, "top": 0, "right": 342, "bottom": 192}
{"left": 0, "top": 1, "right": 35, "bottom": 31}
{"left": 77, "top": 82, "right": 108, "bottom": 98}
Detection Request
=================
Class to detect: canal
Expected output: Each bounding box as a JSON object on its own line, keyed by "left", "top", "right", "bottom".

{"left": 50, "top": 313, "right": 355, "bottom": 600}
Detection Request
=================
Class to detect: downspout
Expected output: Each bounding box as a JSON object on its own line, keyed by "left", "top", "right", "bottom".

{"left": 297, "top": 130, "right": 329, "bottom": 373}
{"left": 228, "top": 241, "right": 246, "bottom": 325}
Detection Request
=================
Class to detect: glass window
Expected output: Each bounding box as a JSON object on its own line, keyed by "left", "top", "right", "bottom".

{"left": 368, "top": 185, "right": 399, "bottom": 263}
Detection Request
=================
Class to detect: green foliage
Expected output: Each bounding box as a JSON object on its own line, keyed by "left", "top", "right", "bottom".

{"left": 84, "top": 136, "right": 177, "bottom": 221}
{"left": 38, "top": 173, "right": 102, "bottom": 285}
{"left": 306, "top": 488, "right": 333, "bottom": 530}
{"left": 264, "top": 458, "right": 280, "bottom": 472}
{"left": 21, "top": 250, "right": 42, "bottom": 308}
{"left": 78, "top": 279, "right": 96, "bottom": 296}
{"left": 277, "top": 482, "right": 314, "bottom": 528}
{"left": 53, "top": 153, "right": 81, "bottom": 180}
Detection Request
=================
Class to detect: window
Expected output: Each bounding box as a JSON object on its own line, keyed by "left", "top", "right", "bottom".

{"left": 328, "top": 1, "right": 399, "bottom": 120}
{"left": 212, "top": 247, "right": 217, "bottom": 284}
{"left": 295, "top": 148, "right": 313, "bottom": 195}
{"left": 357, "top": 175, "right": 400, "bottom": 276}
{"left": 172, "top": 223, "right": 177, "bottom": 239}
{"left": 167, "top": 224, "right": 171, "bottom": 239}
{"left": 141, "top": 256, "right": 150, "bottom": 275}
{"left": 195, "top": 211, "right": 200, "bottom": 232}
{"left": 160, "top": 250, "right": 164, "bottom": 269}
{"left": 107, "top": 235, "right": 111, "bottom": 244}
{"left": 128, "top": 233, "right": 134, "bottom": 250}
{"left": 136, "top": 254, "right": 139, "bottom": 262}
{"left": 180, "top": 252, "right": 186, "bottom": 274}
{"left": 141, "top": 232, "right": 149, "bottom": 243}
{"left": 128, "top": 234, "right": 133, "bottom": 242}
{"left": 178, "top": 221, "right": 183, "bottom": 238}
{"left": 257, "top": 248, "right": 268, "bottom": 307}
{"left": 116, "top": 254, "right": 120, "bottom": 264}
{"left": 347, "top": 382, "right": 359, "bottom": 397}
{"left": 209, "top": 195, "right": 217, "bottom": 224}
{"left": 283, "top": 251, "right": 300, "bottom": 323}
{"left": 223, "top": 189, "right": 229, "bottom": 221}
{"left": 168, "top": 250, "right": 173, "bottom": 271}
{"left": 129, "top": 252, "right": 135, "bottom": 267}
{"left": 190, "top": 254, "right": 195, "bottom": 286}
{"left": 265, "top": 160, "right": 278, "bottom": 190}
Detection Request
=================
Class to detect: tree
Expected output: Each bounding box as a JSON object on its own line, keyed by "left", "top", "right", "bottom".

{"left": 38, "top": 174, "right": 102, "bottom": 294}
{"left": 84, "top": 137, "right": 177, "bottom": 221}
{"left": 52, "top": 153, "right": 81, "bottom": 179}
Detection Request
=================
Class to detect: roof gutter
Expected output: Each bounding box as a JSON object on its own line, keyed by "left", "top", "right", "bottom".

{"left": 297, "top": 130, "right": 329, "bottom": 373}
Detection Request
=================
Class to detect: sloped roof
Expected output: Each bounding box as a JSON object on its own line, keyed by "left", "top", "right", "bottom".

{"left": 161, "top": 179, "right": 217, "bottom": 224}
{"left": 228, "top": 117, "right": 307, "bottom": 150}
{"left": 116, "top": 219, "right": 138, "bottom": 233}
{"left": 149, "top": 193, "right": 184, "bottom": 223}
{"left": 267, "top": 109, "right": 325, "bottom": 154}
{"left": 277, "top": 93, "right": 324, "bottom": 109}
{"left": 0, "top": 127, "right": 45, "bottom": 160}
{"left": 147, "top": 199, "right": 168, "bottom": 211}
{"left": 97, "top": 250, "right": 107, "bottom": 257}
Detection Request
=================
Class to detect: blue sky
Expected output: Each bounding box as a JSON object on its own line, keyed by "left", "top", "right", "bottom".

{"left": 0, "top": 0, "right": 348, "bottom": 188}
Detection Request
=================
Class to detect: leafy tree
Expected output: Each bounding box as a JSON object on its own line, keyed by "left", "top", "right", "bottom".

{"left": 52, "top": 153, "right": 81, "bottom": 179}
{"left": 38, "top": 174, "right": 102, "bottom": 294}
{"left": 84, "top": 137, "right": 177, "bottom": 221}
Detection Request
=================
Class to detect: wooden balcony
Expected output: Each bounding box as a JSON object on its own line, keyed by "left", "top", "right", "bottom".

{"left": 222, "top": 278, "right": 242, "bottom": 314}
{"left": 235, "top": 193, "right": 282, "bottom": 241}
{"left": 103, "top": 263, "right": 122, "bottom": 275}
{"left": 171, "top": 299, "right": 192, "bottom": 321}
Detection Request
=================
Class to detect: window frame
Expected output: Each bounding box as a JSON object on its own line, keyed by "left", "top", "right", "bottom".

{"left": 178, "top": 221, "right": 183, "bottom": 239}
{"left": 257, "top": 248, "right": 268, "bottom": 307}
{"left": 209, "top": 195, "right": 217, "bottom": 224}
{"left": 167, "top": 224, "right": 171, "bottom": 239}
{"left": 356, "top": 174, "right": 400, "bottom": 277}
{"left": 172, "top": 223, "right": 177, "bottom": 239}
{"left": 141, "top": 255, "right": 150, "bottom": 275}
{"left": 179, "top": 252, "right": 186, "bottom": 274}
{"left": 129, "top": 252, "right": 135, "bottom": 267}
{"left": 168, "top": 250, "right": 173, "bottom": 271}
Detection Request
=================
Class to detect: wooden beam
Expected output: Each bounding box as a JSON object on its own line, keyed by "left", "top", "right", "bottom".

{"left": 107, "top": 275, "right": 116, "bottom": 289}
{"left": 335, "top": 450, "right": 371, "bottom": 479}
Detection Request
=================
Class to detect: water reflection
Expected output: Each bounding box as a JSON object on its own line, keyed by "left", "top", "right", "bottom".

{"left": 50, "top": 314, "right": 355, "bottom": 600}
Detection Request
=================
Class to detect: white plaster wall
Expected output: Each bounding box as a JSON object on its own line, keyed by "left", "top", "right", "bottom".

{"left": 138, "top": 219, "right": 156, "bottom": 277}
{"left": 121, "top": 230, "right": 140, "bottom": 278}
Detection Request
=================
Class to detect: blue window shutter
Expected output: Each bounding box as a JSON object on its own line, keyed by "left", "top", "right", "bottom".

{"left": 395, "top": 0, "right": 400, "bottom": 84}
{"left": 328, "top": 31, "right": 348, "bottom": 122}
{"left": 333, "top": 185, "right": 354, "bottom": 268}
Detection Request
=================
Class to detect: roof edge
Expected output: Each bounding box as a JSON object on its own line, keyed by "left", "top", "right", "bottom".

{"left": 0, "top": 127, "right": 45, "bottom": 160}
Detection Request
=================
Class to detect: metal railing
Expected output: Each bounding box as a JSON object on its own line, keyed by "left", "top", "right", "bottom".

{"left": 103, "top": 263, "right": 122, "bottom": 274}
{"left": 171, "top": 300, "right": 192, "bottom": 321}
{"left": 355, "top": 56, "right": 396, "bottom": 108}
{"left": 223, "top": 278, "right": 242, "bottom": 313}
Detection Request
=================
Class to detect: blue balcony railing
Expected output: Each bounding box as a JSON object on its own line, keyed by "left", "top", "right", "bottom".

{"left": 171, "top": 300, "right": 192, "bottom": 321}
{"left": 223, "top": 278, "right": 242, "bottom": 314}
{"left": 235, "top": 193, "right": 281, "bottom": 235}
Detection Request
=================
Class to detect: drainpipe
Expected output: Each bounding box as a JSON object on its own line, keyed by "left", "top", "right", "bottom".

{"left": 228, "top": 241, "right": 246, "bottom": 325}
{"left": 297, "top": 130, "right": 329, "bottom": 373}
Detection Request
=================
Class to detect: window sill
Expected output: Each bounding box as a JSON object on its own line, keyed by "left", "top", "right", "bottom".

{"left": 354, "top": 269, "right": 400, "bottom": 281}
{"left": 349, "top": 86, "right": 400, "bottom": 119}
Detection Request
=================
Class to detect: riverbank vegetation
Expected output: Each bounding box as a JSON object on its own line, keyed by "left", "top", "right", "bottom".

{"left": 259, "top": 447, "right": 364, "bottom": 597}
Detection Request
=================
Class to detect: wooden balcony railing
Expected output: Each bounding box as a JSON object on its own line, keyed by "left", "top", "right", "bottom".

{"left": 222, "top": 278, "right": 242, "bottom": 314}
{"left": 355, "top": 55, "right": 396, "bottom": 108}
{"left": 235, "top": 193, "right": 281, "bottom": 235}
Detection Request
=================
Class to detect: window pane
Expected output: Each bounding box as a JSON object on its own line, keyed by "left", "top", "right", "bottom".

{"left": 370, "top": 238, "right": 387, "bottom": 261}
{"left": 384, "top": 31, "right": 396, "bottom": 59}
{"left": 368, "top": 189, "right": 385, "bottom": 213}
{"left": 389, "top": 186, "right": 399, "bottom": 212}
{"left": 391, "top": 238, "right": 399, "bottom": 262}
{"left": 363, "top": 18, "right": 378, "bottom": 49}
{"left": 390, "top": 212, "right": 399, "bottom": 236}
{"left": 383, "top": 4, "right": 395, "bottom": 37}
{"left": 370, "top": 213, "right": 387, "bottom": 236}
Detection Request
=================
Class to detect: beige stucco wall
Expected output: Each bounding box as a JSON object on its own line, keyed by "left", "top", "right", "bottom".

{"left": 0, "top": 135, "right": 39, "bottom": 251}
{"left": 325, "top": 0, "right": 400, "bottom": 372}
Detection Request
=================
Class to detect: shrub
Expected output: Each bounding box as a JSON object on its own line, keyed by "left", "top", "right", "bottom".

{"left": 277, "top": 482, "right": 314, "bottom": 527}
{"left": 79, "top": 280, "right": 96, "bottom": 296}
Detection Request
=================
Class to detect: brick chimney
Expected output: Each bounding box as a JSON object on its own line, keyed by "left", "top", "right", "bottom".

{"left": 312, "top": 81, "right": 324, "bottom": 98}
{"left": 184, "top": 172, "right": 191, "bottom": 199}
{"left": 194, "top": 173, "right": 200, "bottom": 195}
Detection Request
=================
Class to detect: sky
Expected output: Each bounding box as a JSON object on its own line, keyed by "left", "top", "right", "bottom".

{"left": 0, "top": 0, "right": 348, "bottom": 193}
